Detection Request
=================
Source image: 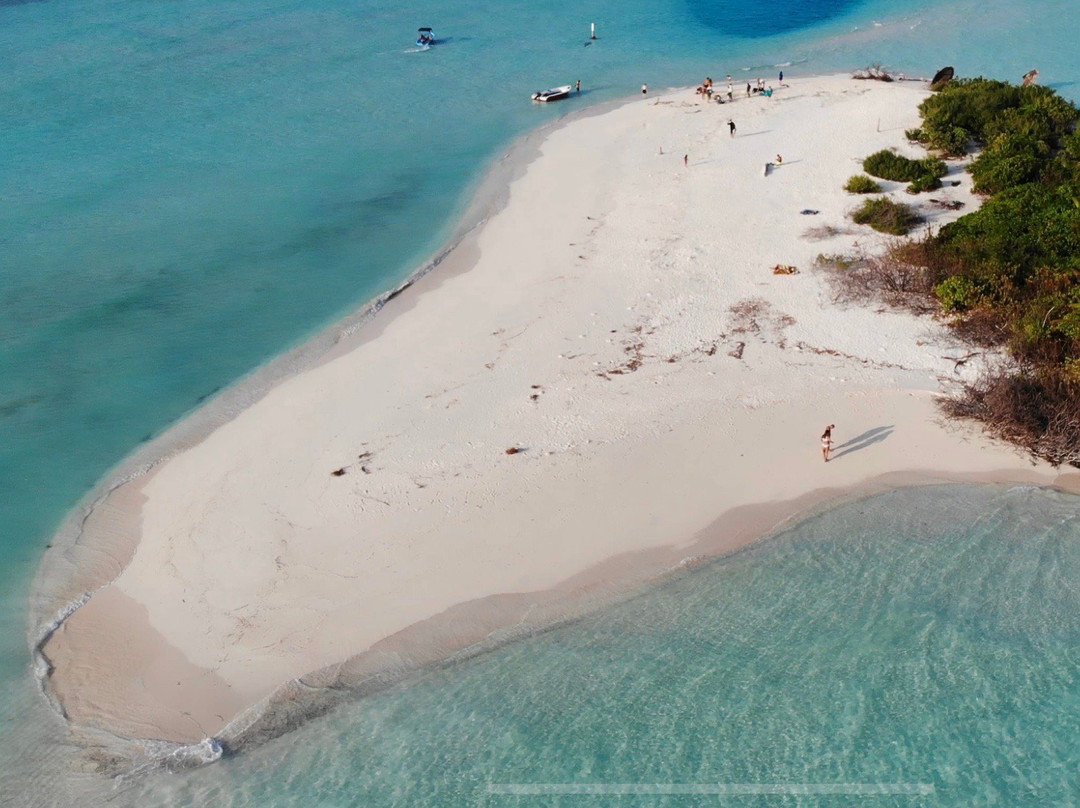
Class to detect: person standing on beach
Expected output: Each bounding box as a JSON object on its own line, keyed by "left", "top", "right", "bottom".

{"left": 779, "top": 69, "right": 784, "bottom": 83}
{"left": 821, "top": 424, "right": 835, "bottom": 462}
{"left": 684, "top": 154, "right": 688, "bottom": 167}
{"left": 727, "top": 119, "right": 736, "bottom": 137}
{"left": 746, "top": 82, "right": 752, "bottom": 97}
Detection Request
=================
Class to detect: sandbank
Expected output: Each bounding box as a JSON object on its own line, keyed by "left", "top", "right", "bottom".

{"left": 34, "top": 75, "right": 1078, "bottom": 757}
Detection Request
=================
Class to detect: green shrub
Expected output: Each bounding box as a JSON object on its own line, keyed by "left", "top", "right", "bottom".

{"left": 919, "top": 79, "right": 1022, "bottom": 148}
{"left": 851, "top": 197, "right": 923, "bottom": 235}
{"left": 862, "top": 150, "right": 945, "bottom": 183}
{"left": 969, "top": 133, "right": 1048, "bottom": 194}
{"left": 932, "top": 126, "right": 971, "bottom": 156}
{"left": 918, "top": 78, "right": 1080, "bottom": 156}
{"left": 907, "top": 174, "right": 943, "bottom": 194}
{"left": 908, "top": 78, "right": 1080, "bottom": 466}
{"left": 935, "top": 276, "right": 980, "bottom": 311}
{"left": 905, "top": 128, "right": 928, "bottom": 143}
{"left": 918, "top": 157, "right": 949, "bottom": 178}
{"left": 937, "top": 183, "right": 1080, "bottom": 275}
{"left": 844, "top": 174, "right": 882, "bottom": 193}
{"left": 863, "top": 150, "right": 922, "bottom": 181}
{"left": 1048, "top": 130, "right": 1080, "bottom": 185}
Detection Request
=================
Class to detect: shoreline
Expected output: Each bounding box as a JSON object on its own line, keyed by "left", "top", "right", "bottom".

{"left": 31, "top": 73, "right": 1079, "bottom": 768}
{"left": 28, "top": 89, "right": 645, "bottom": 632}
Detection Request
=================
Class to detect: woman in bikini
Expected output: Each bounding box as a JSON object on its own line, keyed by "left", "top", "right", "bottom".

{"left": 821, "top": 424, "right": 835, "bottom": 462}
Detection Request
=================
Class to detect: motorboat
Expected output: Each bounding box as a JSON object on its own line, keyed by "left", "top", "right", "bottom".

{"left": 416, "top": 27, "right": 435, "bottom": 47}
{"left": 531, "top": 85, "right": 573, "bottom": 102}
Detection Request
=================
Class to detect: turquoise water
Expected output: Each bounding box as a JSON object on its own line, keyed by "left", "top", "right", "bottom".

{"left": 81, "top": 485, "right": 1080, "bottom": 806}
{"left": 3, "top": 0, "right": 1080, "bottom": 803}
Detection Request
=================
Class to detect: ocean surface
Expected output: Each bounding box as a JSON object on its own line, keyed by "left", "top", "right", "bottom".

{"left": 2, "top": 0, "right": 1080, "bottom": 804}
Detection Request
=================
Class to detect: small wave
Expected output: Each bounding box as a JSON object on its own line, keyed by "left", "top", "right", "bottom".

{"left": 164, "top": 737, "right": 223, "bottom": 770}
{"left": 113, "top": 736, "right": 225, "bottom": 784}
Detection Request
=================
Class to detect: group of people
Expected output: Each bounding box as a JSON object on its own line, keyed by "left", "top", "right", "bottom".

{"left": 747, "top": 77, "right": 774, "bottom": 98}
{"left": 695, "top": 76, "right": 736, "bottom": 104}
{"left": 693, "top": 72, "right": 783, "bottom": 104}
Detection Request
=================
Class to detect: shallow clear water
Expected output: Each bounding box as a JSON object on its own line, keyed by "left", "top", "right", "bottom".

{"left": 3, "top": 0, "right": 1080, "bottom": 803}
{"left": 98, "top": 485, "right": 1080, "bottom": 806}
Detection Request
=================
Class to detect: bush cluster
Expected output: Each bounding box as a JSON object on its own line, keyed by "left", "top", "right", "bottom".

{"left": 918, "top": 78, "right": 1078, "bottom": 158}
{"left": 906, "top": 174, "right": 943, "bottom": 194}
{"left": 876, "top": 77, "right": 1080, "bottom": 466}
{"left": 862, "top": 150, "right": 947, "bottom": 192}
{"left": 851, "top": 197, "right": 922, "bottom": 235}
{"left": 844, "top": 174, "right": 882, "bottom": 194}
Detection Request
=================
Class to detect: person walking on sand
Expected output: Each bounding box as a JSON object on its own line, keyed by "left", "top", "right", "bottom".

{"left": 727, "top": 119, "right": 736, "bottom": 137}
{"left": 684, "top": 154, "right": 688, "bottom": 167}
{"left": 779, "top": 69, "right": 784, "bottom": 83}
{"left": 821, "top": 424, "right": 835, "bottom": 462}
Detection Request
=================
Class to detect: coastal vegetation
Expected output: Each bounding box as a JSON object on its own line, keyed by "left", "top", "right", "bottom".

{"left": 844, "top": 174, "right": 882, "bottom": 193}
{"left": 905, "top": 173, "right": 942, "bottom": 194}
{"left": 839, "top": 78, "right": 1080, "bottom": 465}
{"left": 851, "top": 197, "right": 922, "bottom": 235}
{"left": 861, "top": 150, "right": 948, "bottom": 195}
{"left": 862, "top": 149, "right": 947, "bottom": 183}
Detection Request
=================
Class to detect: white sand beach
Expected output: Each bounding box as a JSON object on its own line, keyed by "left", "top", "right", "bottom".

{"left": 38, "top": 75, "right": 1079, "bottom": 748}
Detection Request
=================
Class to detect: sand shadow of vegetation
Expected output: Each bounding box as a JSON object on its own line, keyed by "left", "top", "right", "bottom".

{"left": 831, "top": 425, "right": 894, "bottom": 460}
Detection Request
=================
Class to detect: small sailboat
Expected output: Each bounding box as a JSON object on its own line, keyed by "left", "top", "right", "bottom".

{"left": 531, "top": 85, "right": 573, "bottom": 103}
{"left": 416, "top": 27, "right": 435, "bottom": 48}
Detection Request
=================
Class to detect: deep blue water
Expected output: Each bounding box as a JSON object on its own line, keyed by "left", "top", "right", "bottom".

{"left": 2, "top": 0, "right": 1080, "bottom": 803}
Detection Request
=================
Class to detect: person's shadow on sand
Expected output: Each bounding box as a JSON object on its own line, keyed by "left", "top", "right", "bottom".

{"left": 831, "top": 425, "right": 894, "bottom": 461}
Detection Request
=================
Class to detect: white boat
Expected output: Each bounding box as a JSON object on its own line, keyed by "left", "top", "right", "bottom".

{"left": 416, "top": 27, "right": 435, "bottom": 48}
{"left": 531, "top": 85, "right": 573, "bottom": 102}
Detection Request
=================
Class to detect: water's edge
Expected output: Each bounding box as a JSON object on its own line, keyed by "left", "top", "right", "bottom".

{"left": 27, "top": 70, "right": 1077, "bottom": 776}
{"left": 25, "top": 87, "right": 679, "bottom": 772}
